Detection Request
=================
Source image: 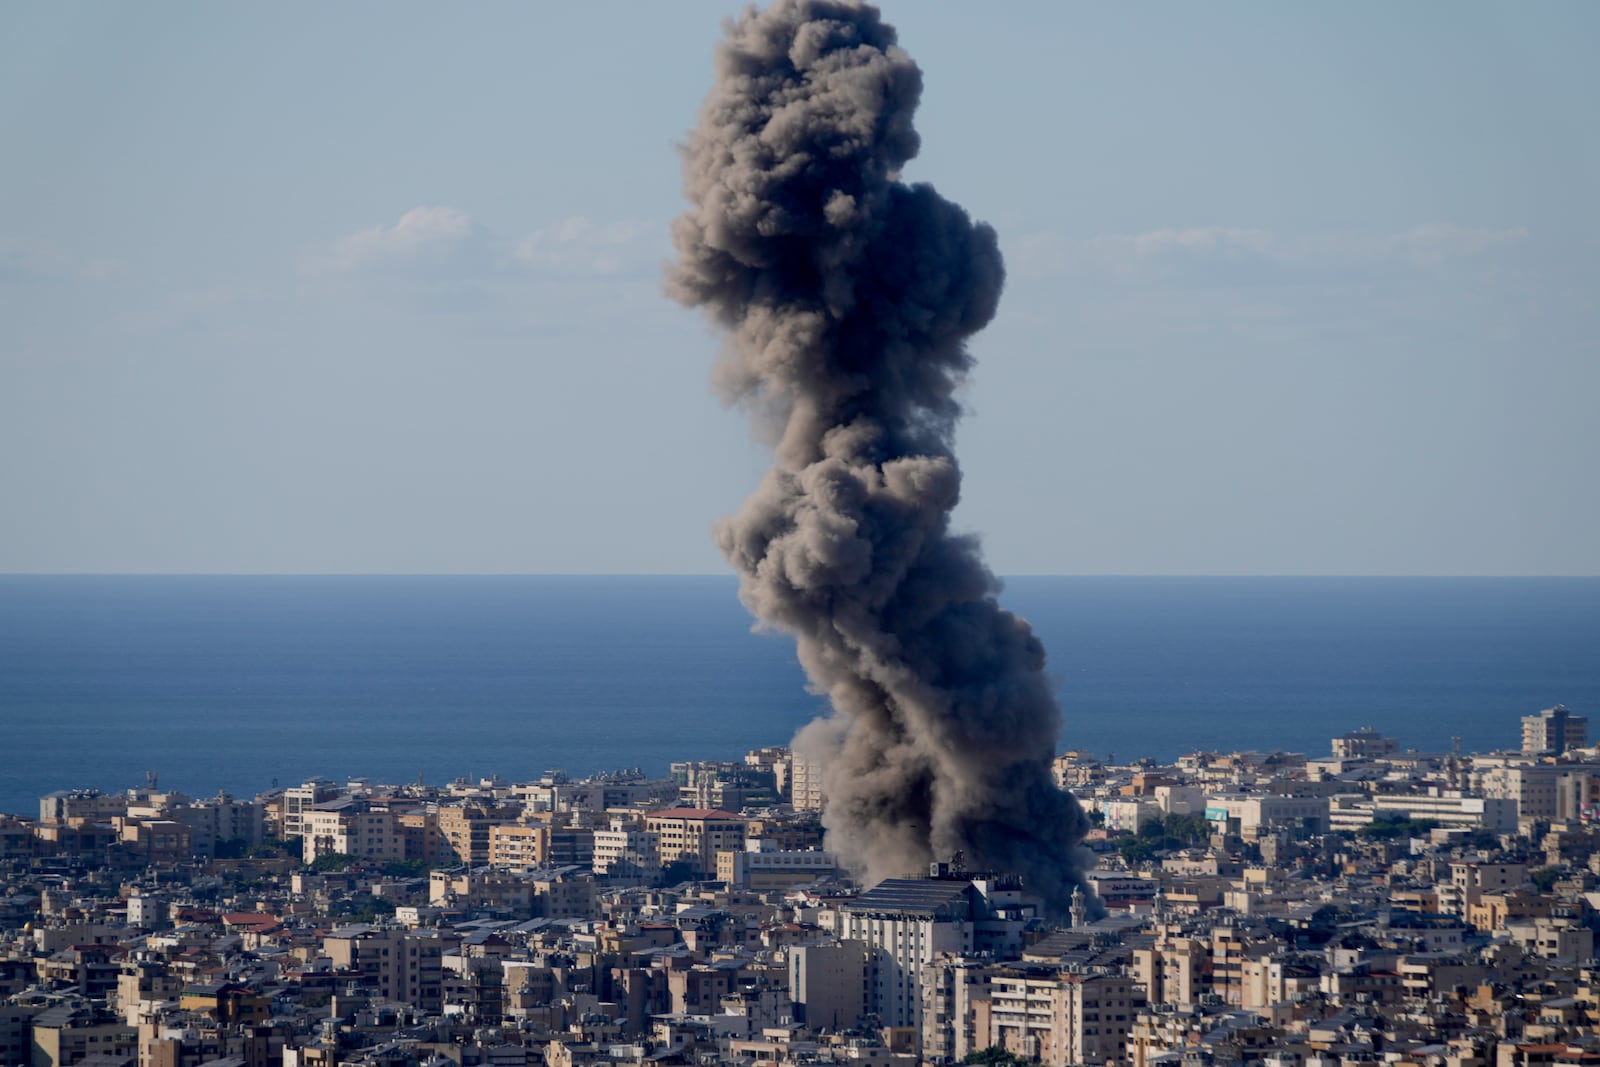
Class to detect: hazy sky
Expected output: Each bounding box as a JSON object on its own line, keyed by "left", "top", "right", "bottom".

{"left": 2, "top": 2, "right": 1595, "bottom": 576}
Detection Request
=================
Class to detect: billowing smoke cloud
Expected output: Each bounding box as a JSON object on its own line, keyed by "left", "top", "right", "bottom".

{"left": 668, "top": 0, "right": 1092, "bottom": 910}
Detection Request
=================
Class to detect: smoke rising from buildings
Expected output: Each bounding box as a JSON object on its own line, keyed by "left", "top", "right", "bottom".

{"left": 667, "top": 0, "right": 1092, "bottom": 909}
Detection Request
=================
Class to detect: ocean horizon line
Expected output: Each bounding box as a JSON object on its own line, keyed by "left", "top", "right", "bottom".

{"left": 3, "top": 571, "right": 1597, "bottom": 581}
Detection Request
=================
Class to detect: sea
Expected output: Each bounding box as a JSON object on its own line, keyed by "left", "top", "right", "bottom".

{"left": 0, "top": 575, "right": 1596, "bottom": 820}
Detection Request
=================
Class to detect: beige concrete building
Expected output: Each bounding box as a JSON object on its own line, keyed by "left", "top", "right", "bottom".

{"left": 1327, "top": 791, "right": 1519, "bottom": 834}
{"left": 27, "top": 1003, "right": 136, "bottom": 1067}
{"left": 1522, "top": 704, "right": 1587, "bottom": 755}
{"left": 487, "top": 823, "right": 545, "bottom": 868}
{"left": 1476, "top": 765, "right": 1564, "bottom": 820}
{"left": 430, "top": 867, "right": 533, "bottom": 910}
{"left": 788, "top": 752, "right": 826, "bottom": 812}
{"left": 984, "top": 968, "right": 1139, "bottom": 1066}
{"left": 791, "top": 941, "right": 869, "bottom": 1032}
{"left": 39, "top": 789, "right": 128, "bottom": 827}
{"left": 114, "top": 818, "right": 192, "bottom": 863}
{"left": 1205, "top": 794, "right": 1328, "bottom": 838}
{"left": 1132, "top": 924, "right": 1206, "bottom": 1008}
{"left": 323, "top": 924, "right": 448, "bottom": 1012}
{"left": 1507, "top": 916, "right": 1595, "bottom": 963}
{"left": 644, "top": 808, "right": 746, "bottom": 878}
{"left": 922, "top": 956, "right": 990, "bottom": 1064}
{"left": 397, "top": 810, "right": 446, "bottom": 864}
{"left": 717, "top": 845, "right": 839, "bottom": 890}
{"left": 1332, "top": 727, "right": 1399, "bottom": 759}
{"left": 281, "top": 779, "right": 339, "bottom": 840}
{"left": 301, "top": 800, "right": 404, "bottom": 863}
{"left": 591, "top": 819, "right": 660, "bottom": 879}
{"left": 437, "top": 802, "right": 522, "bottom": 866}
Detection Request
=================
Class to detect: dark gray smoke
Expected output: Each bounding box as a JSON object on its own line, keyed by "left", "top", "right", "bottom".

{"left": 668, "top": 0, "right": 1092, "bottom": 911}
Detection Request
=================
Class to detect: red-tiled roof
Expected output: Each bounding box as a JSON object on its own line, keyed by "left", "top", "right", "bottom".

{"left": 647, "top": 808, "right": 743, "bottom": 820}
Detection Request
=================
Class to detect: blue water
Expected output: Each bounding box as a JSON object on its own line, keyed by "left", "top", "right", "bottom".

{"left": 0, "top": 575, "right": 1595, "bottom": 818}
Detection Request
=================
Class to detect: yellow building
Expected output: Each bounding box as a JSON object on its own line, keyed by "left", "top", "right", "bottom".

{"left": 437, "top": 803, "right": 521, "bottom": 866}
{"left": 644, "top": 808, "right": 746, "bottom": 878}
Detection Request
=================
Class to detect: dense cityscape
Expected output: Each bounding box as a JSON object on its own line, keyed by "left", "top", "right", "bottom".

{"left": 0, "top": 706, "right": 1597, "bottom": 1067}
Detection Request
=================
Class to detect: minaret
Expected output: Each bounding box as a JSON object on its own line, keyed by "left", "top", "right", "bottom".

{"left": 1070, "top": 885, "right": 1087, "bottom": 929}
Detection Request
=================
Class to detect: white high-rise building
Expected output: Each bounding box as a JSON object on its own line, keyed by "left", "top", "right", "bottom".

{"left": 838, "top": 879, "right": 979, "bottom": 1030}
{"left": 1522, "top": 705, "right": 1587, "bottom": 755}
{"left": 592, "top": 819, "right": 660, "bottom": 880}
{"left": 837, "top": 872, "right": 1034, "bottom": 1032}
{"left": 788, "top": 751, "right": 825, "bottom": 812}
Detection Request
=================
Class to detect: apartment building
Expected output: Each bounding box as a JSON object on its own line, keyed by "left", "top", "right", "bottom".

{"left": 543, "top": 822, "right": 596, "bottom": 869}
{"left": 791, "top": 941, "right": 869, "bottom": 1031}
{"left": 836, "top": 878, "right": 982, "bottom": 1031}
{"left": 1476, "top": 765, "right": 1565, "bottom": 821}
{"left": 1132, "top": 924, "right": 1206, "bottom": 1008}
{"left": 429, "top": 866, "right": 533, "bottom": 910}
{"left": 1332, "top": 727, "right": 1400, "bottom": 759}
{"left": 397, "top": 810, "right": 446, "bottom": 865}
{"left": 644, "top": 808, "right": 746, "bottom": 878}
{"left": 1522, "top": 705, "right": 1588, "bottom": 756}
{"left": 28, "top": 1003, "right": 137, "bottom": 1067}
{"left": 1205, "top": 794, "right": 1329, "bottom": 838}
{"left": 186, "top": 792, "right": 265, "bottom": 851}
{"left": 281, "top": 779, "right": 340, "bottom": 841}
{"left": 39, "top": 790, "right": 127, "bottom": 827}
{"left": 984, "top": 968, "right": 1139, "bottom": 1066}
{"left": 114, "top": 818, "right": 192, "bottom": 864}
{"left": 922, "top": 956, "right": 989, "bottom": 1064}
{"left": 300, "top": 800, "right": 406, "bottom": 863}
{"left": 438, "top": 803, "right": 522, "bottom": 866}
{"left": 592, "top": 820, "right": 660, "bottom": 880}
{"left": 487, "top": 824, "right": 544, "bottom": 869}
{"left": 716, "top": 845, "right": 839, "bottom": 890}
{"left": 789, "top": 752, "right": 826, "bottom": 812}
{"left": 1327, "top": 791, "right": 1518, "bottom": 833}
{"left": 323, "top": 924, "right": 448, "bottom": 1013}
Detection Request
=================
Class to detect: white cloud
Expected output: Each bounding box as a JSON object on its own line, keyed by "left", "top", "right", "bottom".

{"left": 513, "top": 216, "right": 659, "bottom": 276}
{"left": 1103, "top": 226, "right": 1275, "bottom": 258}
{"left": 1009, "top": 223, "right": 1530, "bottom": 283}
{"left": 310, "top": 206, "right": 494, "bottom": 276}
{"left": 309, "top": 208, "right": 660, "bottom": 280}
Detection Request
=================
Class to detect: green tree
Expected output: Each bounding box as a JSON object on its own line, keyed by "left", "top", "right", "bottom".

{"left": 1530, "top": 866, "right": 1563, "bottom": 892}
{"left": 1118, "top": 837, "right": 1159, "bottom": 865}
{"left": 1357, "top": 816, "right": 1437, "bottom": 841}
{"left": 1165, "top": 813, "right": 1211, "bottom": 846}
{"left": 1117, "top": 812, "right": 1210, "bottom": 865}
{"left": 964, "top": 1048, "right": 1031, "bottom": 1066}
{"left": 213, "top": 837, "right": 250, "bottom": 859}
{"left": 382, "top": 858, "right": 432, "bottom": 878}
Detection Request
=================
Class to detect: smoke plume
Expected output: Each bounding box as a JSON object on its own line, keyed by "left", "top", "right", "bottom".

{"left": 668, "top": 0, "right": 1092, "bottom": 910}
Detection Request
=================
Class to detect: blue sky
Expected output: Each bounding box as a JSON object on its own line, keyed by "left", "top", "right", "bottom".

{"left": 2, "top": 2, "right": 1595, "bottom": 575}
